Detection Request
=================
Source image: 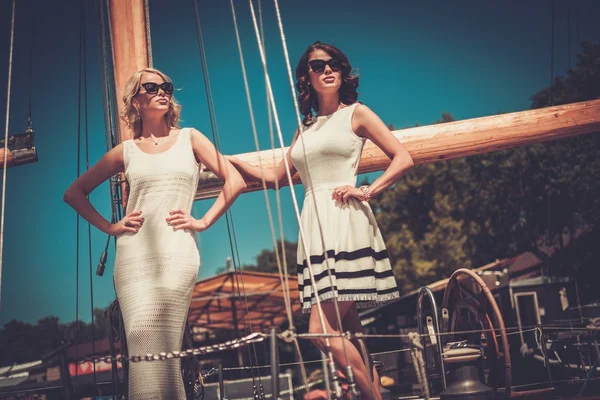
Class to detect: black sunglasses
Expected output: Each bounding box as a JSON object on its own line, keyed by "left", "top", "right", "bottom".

{"left": 308, "top": 58, "right": 343, "bottom": 73}
{"left": 139, "top": 82, "right": 174, "bottom": 95}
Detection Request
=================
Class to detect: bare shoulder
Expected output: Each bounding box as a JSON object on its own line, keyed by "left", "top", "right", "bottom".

{"left": 188, "top": 127, "right": 218, "bottom": 158}
{"left": 106, "top": 142, "right": 125, "bottom": 161}
{"left": 85, "top": 142, "right": 125, "bottom": 175}
{"left": 189, "top": 127, "right": 208, "bottom": 142}
{"left": 110, "top": 142, "right": 125, "bottom": 151}
{"left": 351, "top": 104, "right": 385, "bottom": 136}
{"left": 353, "top": 103, "right": 378, "bottom": 121}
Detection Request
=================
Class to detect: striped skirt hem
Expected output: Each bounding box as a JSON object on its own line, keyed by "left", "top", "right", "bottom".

{"left": 301, "top": 290, "right": 400, "bottom": 313}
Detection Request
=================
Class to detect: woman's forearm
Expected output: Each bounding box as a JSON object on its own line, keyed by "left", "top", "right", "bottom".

{"left": 200, "top": 173, "right": 247, "bottom": 227}
{"left": 367, "top": 154, "right": 414, "bottom": 197}
{"left": 63, "top": 188, "right": 113, "bottom": 234}
{"left": 228, "top": 157, "right": 278, "bottom": 185}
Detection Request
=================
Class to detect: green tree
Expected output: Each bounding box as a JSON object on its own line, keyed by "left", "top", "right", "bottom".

{"left": 0, "top": 320, "right": 36, "bottom": 364}
{"left": 242, "top": 240, "right": 298, "bottom": 275}
{"left": 0, "top": 308, "right": 111, "bottom": 365}
{"left": 373, "top": 116, "right": 480, "bottom": 290}
{"left": 371, "top": 41, "right": 600, "bottom": 294}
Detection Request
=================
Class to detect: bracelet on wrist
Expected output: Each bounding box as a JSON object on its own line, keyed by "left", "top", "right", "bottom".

{"left": 359, "top": 185, "right": 372, "bottom": 202}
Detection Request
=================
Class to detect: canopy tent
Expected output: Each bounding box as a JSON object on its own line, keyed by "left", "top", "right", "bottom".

{"left": 187, "top": 271, "right": 300, "bottom": 340}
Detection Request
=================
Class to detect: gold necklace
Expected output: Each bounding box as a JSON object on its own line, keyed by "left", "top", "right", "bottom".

{"left": 139, "top": 135, "right": 165, "bottom": 146}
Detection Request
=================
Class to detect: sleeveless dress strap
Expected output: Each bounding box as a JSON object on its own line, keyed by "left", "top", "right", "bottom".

{"left": 122, "top": 139, "right": 135, "bottom": 172}
{"left": 181, "top": 127, "right": 192, "bottom": 146}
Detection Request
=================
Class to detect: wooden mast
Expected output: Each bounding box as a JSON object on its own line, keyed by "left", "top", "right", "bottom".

{"left": 109, "top": 0, "right": 149, "bottom": 207}
{"left": 194, "top": 99, "right": 600, "bottom": 200}
{"left": 109, "top": 0, "right": 149, "bottom": 142}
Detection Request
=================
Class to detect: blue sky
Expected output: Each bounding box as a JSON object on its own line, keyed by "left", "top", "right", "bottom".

{"left": 0, "top": 0, "right": 599, "bottom": 326}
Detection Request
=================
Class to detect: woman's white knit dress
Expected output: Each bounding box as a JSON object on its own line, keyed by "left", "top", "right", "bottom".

{"left": 114, "top": 128, "right": 200, "bottom": 399}
{"left": 290, "top": 104, "right": 400, "bottom": 312}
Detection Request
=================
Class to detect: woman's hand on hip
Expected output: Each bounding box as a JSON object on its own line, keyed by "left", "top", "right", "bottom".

{"left": 166, "top": 209, "right": 209, "bottom": 232}
{"left": 332, "top": 185, "right": 365, "bottom": 205}
{"left": 109, "top": 211, "right": 143, "bottom": 235}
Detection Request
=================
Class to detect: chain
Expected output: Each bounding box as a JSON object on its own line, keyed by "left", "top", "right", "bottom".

{"left": 77, "top": 332, "right": 266, "bottom": 365}
{"left": 73, "top": 324, "right": 586, "bottom": 366}
{"left": 267, "top": 379, "right": 324, "bottom": 398}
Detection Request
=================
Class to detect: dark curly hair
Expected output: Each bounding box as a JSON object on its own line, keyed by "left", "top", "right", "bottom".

{"left": 295, "top": 41, "right": 359, "bottom": 127}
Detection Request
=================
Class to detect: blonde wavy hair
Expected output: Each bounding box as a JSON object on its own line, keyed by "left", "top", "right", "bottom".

{"left": 121, "top": 68, "right": 182, "bottom": 139}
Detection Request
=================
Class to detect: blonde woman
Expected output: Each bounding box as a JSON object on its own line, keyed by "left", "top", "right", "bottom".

{"left": 64, "top": 68, "right": 246, "bottom": 399}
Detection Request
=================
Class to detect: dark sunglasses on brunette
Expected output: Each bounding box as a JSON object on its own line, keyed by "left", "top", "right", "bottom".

{"left": 308, "top": 58, "right": 343, "bottom": 73}
{"left": 139, "top": 82, "right": 174, "bottom": 95}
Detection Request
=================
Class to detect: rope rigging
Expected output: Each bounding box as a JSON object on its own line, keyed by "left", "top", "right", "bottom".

{"left": 544, "top": 0, "right": 556, "bottom": 280}
{"left": 26, "top": 0, "right": 34, "bottom": 134}
{"left": 70, "top": 0, "right": 101, "bottom": 390}
{"left": 80, "top": 0, "right": 98, "bottom": 385}
{"left": 143, "top": 0, "right": 153, "bottom": 68}
{"left": 244, "top": 0, "right": 366, "bottom": 396}
{"left": 74, "top": 0, "right": 83, "bottom": 384}
{"left": 229, "top": 0, "right": 311, "bottom": 396}
{"left": 270, "top": 1, "right": 365, "bottom": 395}
{"left": 0, "top": 0, "right": 16, "bottom": 310}
{"left": 191, "top": 0, "right": 266, "bottom": 396}
{"left": 94, "top": 0, "right": 120, "bottom": 277}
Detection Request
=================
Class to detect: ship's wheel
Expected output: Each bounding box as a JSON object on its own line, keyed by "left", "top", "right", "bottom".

{"left": 441, "top": 268, "right": 512, "bottom": 397}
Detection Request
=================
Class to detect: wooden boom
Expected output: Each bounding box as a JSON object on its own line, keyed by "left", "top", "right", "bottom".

{"left": 0, "top": 149, "right": 15, "bottom": 168}
{"left": 106, "top": 4, "right": 600, "bottom": 202}
{"left": 193, "top": 99, "right": 600, "bottom": 200}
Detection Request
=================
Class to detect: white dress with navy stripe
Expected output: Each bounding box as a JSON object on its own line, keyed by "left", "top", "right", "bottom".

{"left": 290, "top": 103, "right": 400, "bottom": 312}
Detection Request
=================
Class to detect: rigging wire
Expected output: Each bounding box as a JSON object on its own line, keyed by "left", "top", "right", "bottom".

{"left": 269, "top": 0, "right": 360, "bottom": 394}
{"left": 143, "top": 0, "right": 153, "bottom": 68}
{"left": 0, "top": 0, "right": 16, "bottom": 309}
{"left": 191, "top": 0, "right": 264, "bottom": 395}
{"left": 545, "top": 0, "right": 556, "bottom": 278}
{"left": 26, "top": 0, "right": 34, "bottom": 132}
{"left": 79, "top": 0, "right": 98, "bottom": 384}
{"left": 105, "top": 0, "right": 121, "bottom": 144}
{"left": 245, "top": 0, "right": 358, "bottom": 395}
{"left": 74, "top": 0, "right": 85, "bottom": 384}
{"left": 228, "top": 0, "right": 310, "bottom": 394}
{"left": 94, "top": 0, "right": 120, "bottom": 277}
{"left": 245, "top": 1, "right": 345, "bottom": 396}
